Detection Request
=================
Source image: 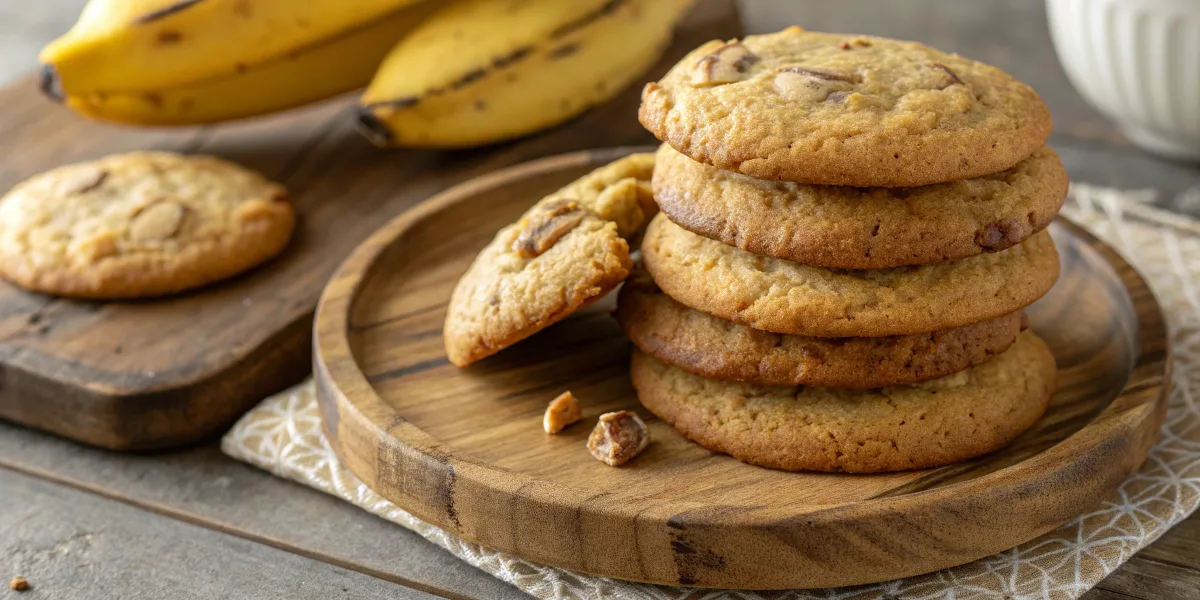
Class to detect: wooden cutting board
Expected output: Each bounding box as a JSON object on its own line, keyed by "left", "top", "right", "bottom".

{"left": 0, "top": 0, "right": 741, "bottom": 451}
{"left": 313, "top": 148, "right": 1171, "bottom": 589}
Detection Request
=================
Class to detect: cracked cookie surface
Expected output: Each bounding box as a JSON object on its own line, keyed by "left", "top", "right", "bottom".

{"left": 0, "top": 152, "right": 294, "bottom": 299}
{"left": 640, "top": 213, "right": 1059, "bottom": 337}
{"left": 653, "top": 143, "right": 1067, "bottom": 268}
{"left": 617, "top": 264, "right": 1026, "bottom": 387}
{"left": 443, "top": 153, "right": 653, "bottom": 367}
{"left": 631, "top": 331, "right": 1056, "bottom": 472}
{"left": 639, "top": 28, "right": 1053, "bottom": 187}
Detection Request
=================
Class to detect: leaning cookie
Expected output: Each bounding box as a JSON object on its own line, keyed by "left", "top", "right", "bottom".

{"left": 443, "top": 153, "right": 653, "bottom": 367}
{"left": 653, "top": 143, "right": 1067, "bottom": 269}
{"left": 0, "top": 152, "right": 294, "bottom": 299}
{"left": 617, "top": 265, "right": 1026, "bottom": 388}
{"left": 640, "top": 28, "right": 1052, "bottom": 187}
{"left": 631, "top": 331, "right": 1057, "bottom": 473}
{"left": 641, "top": 213, "right": 1059, "bottom": 338}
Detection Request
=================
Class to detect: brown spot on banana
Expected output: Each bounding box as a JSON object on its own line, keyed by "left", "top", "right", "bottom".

{"left": 156, "top": 30, "right": 184, "bottom": 44}
{"left": 231, "top": 0, "right": 251, "bottom": 18}
{"left": 493, "top": 46, "right": 533, "bottom": 68}
{"left": 551, "top": 0, "right": 628, "bottom": 38}
{"left": 135, "top": 0, "right": 206, "bottom": 24}
{"left": 450, "top": 68, "right": 487, "bottom": 90}
{"left": 547, "top": 43, "right": 580, "bottom": 60}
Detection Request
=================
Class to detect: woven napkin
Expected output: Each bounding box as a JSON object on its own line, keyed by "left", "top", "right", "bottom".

{"left": 222, "top": 184, "right": 1200, "bottom": 600}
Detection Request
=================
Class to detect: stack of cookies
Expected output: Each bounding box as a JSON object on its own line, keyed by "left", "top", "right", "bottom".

{"left": 620, "top": 27, "right": 1066, "bottom": 473}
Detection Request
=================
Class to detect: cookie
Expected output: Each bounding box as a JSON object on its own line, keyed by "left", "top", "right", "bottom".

{"left": 0, "top": 152, "right": 294, "bottom": 299}
{"left": 653, "top": 143, "right": 1067, "bottom": 269}
{"left": 631, "top": 331, "right": 1057, "bottom": 472}
{"left": 639, "top": 28, "right": 1053, "bottom": 187}
{"left": 641, "top": 213, "right": 1059, "bottom": 337}
{"left": 443, "top": 153, "right": 653, "bottom": 367}
{"left": 617, "top": 265, "right": 1027, "bottom": 388}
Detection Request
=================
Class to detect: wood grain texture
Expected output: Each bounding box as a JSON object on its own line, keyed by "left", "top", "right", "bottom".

{"left": 0, "top": 0, "right": 741, "bottom": 451}
{"left": 0, "top": 468, "right": 440, "bottom": 599}
{"left": 313, "top": 149, "right": 1171, "bottom": 589}
{"left": 0, "top": 434, "right": 532, "bottom": 600}
{"left": 1087, "top": 557, "right": 1200, "bottom": 600}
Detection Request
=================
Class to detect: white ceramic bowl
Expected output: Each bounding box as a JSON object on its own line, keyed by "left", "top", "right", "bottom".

{"left": 1047, "top": 0, "right": 1200, "bottom": 161}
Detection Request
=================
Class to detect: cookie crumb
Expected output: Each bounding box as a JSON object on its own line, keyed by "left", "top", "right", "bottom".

{"left": 543, "top": 391, "right": 583, "bottom": 434}
{"left": 9, "top": 577, "right": 29, "bottom": 591}
{"left": 587, "top": 410, "right": 649, "bottom": 466}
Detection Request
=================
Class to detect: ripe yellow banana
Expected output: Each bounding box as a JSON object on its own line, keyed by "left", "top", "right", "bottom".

{"left": 40, "top": 0, "right": 429, "bottom": 96}
{"left": 359, "top": 0, "right": 694, "bottom": 148}
{"left": 61, "top": 3, "right": 438, "bottom": 126}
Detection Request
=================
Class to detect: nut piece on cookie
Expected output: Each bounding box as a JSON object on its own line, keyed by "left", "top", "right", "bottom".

{"left": 773, "top": 66, "right": 857, "bottom": 102}
{"left": 587, "top": 410, "right": 649, "bottom": 466}
{"left": 442, "top": 153, "right": 654, "bottom": 367}
{"left": 691, "top": 40, "right": 760, "bottom": 87}
{"left": 543, "top": 391, "right": 584, "bottom": 434}
{"left": 514, "top": 199, "right": 585, "bottom": 258}
{"left": 0, "top": 151, "right": 294, "bottom": 299}
{"left": 129, "top": 201, "right": 188, "bottom": 243}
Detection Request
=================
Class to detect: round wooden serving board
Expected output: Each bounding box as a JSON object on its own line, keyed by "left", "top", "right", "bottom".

{"left": 314, "top": 148, "right": 1171, "bottom": 590}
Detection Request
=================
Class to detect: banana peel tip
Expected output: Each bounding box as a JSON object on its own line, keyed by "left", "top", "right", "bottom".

{"left": 356, "top": 107, "right": 395, "bottom": 147}
{"left": 39, "top": 64, "right": 64, "bottom": 102}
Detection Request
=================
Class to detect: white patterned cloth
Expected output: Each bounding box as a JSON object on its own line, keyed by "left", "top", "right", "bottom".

{"left": 222, "top": 185, "right": 1200, "bottom": 600}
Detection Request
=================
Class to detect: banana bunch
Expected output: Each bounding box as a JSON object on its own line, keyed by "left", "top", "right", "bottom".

{"left": 40, "top": 0, "right": 693, "bottom": 146}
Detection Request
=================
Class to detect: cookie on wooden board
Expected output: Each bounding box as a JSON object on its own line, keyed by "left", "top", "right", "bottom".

{"left": 639, "top": 27, "right": 1053, "bottom": 187}
{"left": 616, "top": 265, "right": 1027, "bottom": 388}
{"left": 652, "top": 143, "right": 1068, "bottom": 269}
{"left": 640, "top": 213, "right": 1060, "bottom": 338}
{"left": 444, "top": 153, "right": 654, "bottom": 367}
{"left": 0, "top": 151, "right": 294, "bottom": 299}
{"left": 631, "top": 331, "right": 1057, "bottom": 473}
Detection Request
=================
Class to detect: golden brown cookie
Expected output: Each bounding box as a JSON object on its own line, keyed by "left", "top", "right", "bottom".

{"left": 639, "top": 28, "right": 1053, "bottom": 187}
{"left": 617, "top": 265, "right": 1026, "bottom": 388}
{"left": 631, "top": 331, "right": 1057, "bottom": 472}
{"left": 640, "top": 213, "right": 1059, "bottom": 337}
{"left": 653, "top": 143, "right": 1067, "bottom": 268}
{"left": 0, "top": 152, "right": 294, "bottom": 299}
{"left": 443, "top": 153, "right": 653, "bottom": 367}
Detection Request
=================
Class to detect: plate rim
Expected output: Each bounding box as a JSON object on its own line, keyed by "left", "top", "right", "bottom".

{"left": 313, "top": 147, "right": 1172, "bottom": 589}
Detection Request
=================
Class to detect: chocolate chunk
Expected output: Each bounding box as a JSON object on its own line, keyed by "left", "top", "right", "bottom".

{"left": 514, "top": 199, "right": 586, "bottom": 258}
{"left": 975, "top": 218, "right": 1030, "bottom": 250}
